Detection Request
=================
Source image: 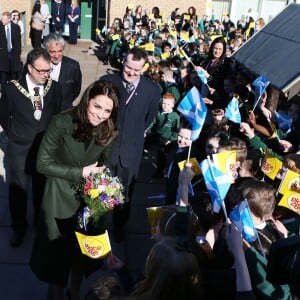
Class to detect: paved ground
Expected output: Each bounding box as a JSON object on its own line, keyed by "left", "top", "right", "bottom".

{"left": 0, "top": 40, "right": 165, "bottom": 300}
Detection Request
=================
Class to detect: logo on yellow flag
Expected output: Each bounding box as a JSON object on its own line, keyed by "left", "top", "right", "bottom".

{"left": 75, "top": 230, "right": 111, "bottom": 259}
{"left": 278, "top": 191, "right": 300, "bottom": 215}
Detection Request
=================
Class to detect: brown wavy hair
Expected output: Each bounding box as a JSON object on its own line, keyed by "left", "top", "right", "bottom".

{"left": 72, "top": 80, "right": 119, "bottom": 146}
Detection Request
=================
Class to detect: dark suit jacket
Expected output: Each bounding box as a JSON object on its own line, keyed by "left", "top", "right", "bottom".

{"left": 58, "top": 56, "right": 82, "bottom": 110}
{"left": 0, "top": 21, "right": 21, "bottom": 72}
{"left": 101, "top": 73, "right": 160, "bottom": 183}
{"left": 0, "top": 76, "right": 62, "bottom": 175}
{"left": 51, "top": 1, "right": 65, "bottom": 29}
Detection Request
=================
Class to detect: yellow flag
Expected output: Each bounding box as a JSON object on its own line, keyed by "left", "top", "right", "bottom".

{"left": 181, "top": 31, "right": 190, "bottom": 42}
{"left": 278, "top": 169, "right": 300, "bottom": 195}
{"left": 210, "top": 34, "right": 226, "bottom": 42}
{"left": 178, "top": 157, "right": 201, "bottom": 176}
{"left": 160, "top": 52, "right": 170, "bottom": 60}
{"left": 127, "top": 3, "right": 133, "bottom": 9}
{"left": 75, "top": 230, "right": 111, "bottom": 259}
{"left": 261, "top": 153, "right": 282, "bottom": 180}
{"left": 112, "top": 34, "right": 120, "bottom": 41}
{"left": 183, "top": 14, "right": 191, "bottom": 20}
{"left": 145, "top": 43, "right": 155, "bottom": 52}
{"left": 148, "top": 13, "right": 154, "bottom": 20}
{"left": 212, "top": 150, "right": 237, "bottom": 183}
{"left": 142, "top": 62, "right": 149, "bottom": 73}
{"left": 146, "top": 206, "right": 167, "bottom": 237}
{"left": 169, "top": 30, "right": 177, "bottom": 39}
{"left": 278, "top": 191, "right": 300, "bottom": 215}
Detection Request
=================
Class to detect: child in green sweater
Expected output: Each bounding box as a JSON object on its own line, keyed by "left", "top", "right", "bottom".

{"left": 144, "top": 92, "right": 180, "bottom": 178}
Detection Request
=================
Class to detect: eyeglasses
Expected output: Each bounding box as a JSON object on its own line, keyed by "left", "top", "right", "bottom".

{"left": 31, "top": 65, "right": 52, "bottom": 75}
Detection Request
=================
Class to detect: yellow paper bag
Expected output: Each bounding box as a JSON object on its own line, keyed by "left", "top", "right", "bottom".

{"left": 75, "top": 230, "right": 111, "bottom": 259}
{"left": 178, "top": 157, "right": 201, "bottom": 176}
{"left": 278, "top": 191, "right": 300, "bottom": 215}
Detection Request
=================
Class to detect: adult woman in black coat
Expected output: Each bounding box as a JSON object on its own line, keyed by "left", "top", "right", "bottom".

{"left": 200, "top": 36, "right": 235, "bottom": 109}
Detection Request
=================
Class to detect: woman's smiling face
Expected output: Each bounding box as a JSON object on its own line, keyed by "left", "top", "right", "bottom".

{"left": 87, "top": 95, "right": 114, "bottom": 126}
{"left": 212, "top": 42, "right": 224, "bottom": 59}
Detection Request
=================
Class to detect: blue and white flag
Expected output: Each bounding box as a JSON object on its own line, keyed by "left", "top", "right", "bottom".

{"left": 275, "top": 111, "right": 293, "bottom": 131}
{"left": 197, "top": 69, "right": 208, "bottom": 85}
{"left": 101, "top": 26, "right": 107, "bottom": 34}
{"left": 200, "top": 159, "right": 231, "bottom": 213}
{"left": 225, "top": 97, "right": 241, "bottom": 124}
{"left": 177, "top": 87, "right": 207, "bottom": 141}
{"left": 229, "top": 200, "right": 257, "bottom": 242}
{"left": 189, "top": 36, "right": 196, "bottom": 43}
{"left": 252, "top": 75, "right": 270, "bottom": 99}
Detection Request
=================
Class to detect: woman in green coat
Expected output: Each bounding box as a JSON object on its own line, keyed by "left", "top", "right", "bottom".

{"left": 30, "top": 80, "right": 119, "bottom": 300}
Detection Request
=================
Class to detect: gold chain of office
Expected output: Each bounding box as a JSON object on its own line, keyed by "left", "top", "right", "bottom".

{"left": 11, "top": 79, "right": 53, "bottom": 103}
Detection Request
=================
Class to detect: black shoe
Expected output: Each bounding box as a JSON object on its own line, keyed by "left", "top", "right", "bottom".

{"left": 10, "top": 232, "right": 25, "bottom": 248}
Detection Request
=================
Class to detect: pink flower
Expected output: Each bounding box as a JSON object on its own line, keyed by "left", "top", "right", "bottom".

{"left": 100, "top": 180, "right": 109, "bottom": 186}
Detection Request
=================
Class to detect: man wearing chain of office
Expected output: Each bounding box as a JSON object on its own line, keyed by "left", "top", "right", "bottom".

{"left": 0, "top": 48, "right": 62, "bottom": 247}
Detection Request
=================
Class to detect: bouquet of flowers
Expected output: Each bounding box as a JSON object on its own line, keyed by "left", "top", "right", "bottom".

{"left": 72, "top": 168, "right": 125, "bottom": 232}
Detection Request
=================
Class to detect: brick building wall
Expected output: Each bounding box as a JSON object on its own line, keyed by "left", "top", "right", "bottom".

{"left": 1, "top": 0, "right": 208, "bottom": 43}
{"left": 108, "top": 1, "right": 208, "bottom": 26}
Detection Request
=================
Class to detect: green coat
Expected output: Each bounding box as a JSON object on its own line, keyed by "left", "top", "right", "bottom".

{"left": 30, "top": 111, "right": 112, "bottom": 286}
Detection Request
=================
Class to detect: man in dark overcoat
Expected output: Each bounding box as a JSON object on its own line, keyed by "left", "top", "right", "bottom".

{"left": 44, "top": 33, "right": 82, "bottom": 110}
{"left": 0, "top": 48, "right": 62, "bottom": 247}
{"left": 101, "top": 47, "right": 161, "bottom": 242}
{"left": 0, "top": 11, "right": 21, "bottom": 90}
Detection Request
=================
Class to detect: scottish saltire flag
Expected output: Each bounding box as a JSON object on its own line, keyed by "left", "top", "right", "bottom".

{"left": 197, "top": 69, "right": 208, "bottom": 85}
{"left": 275, "top": 111, "right": 293, "bottom": 131}
{"left": 200, "top": 159, "right": 231, "bottom": 213}
{"left": 225, "top": 97, "right": 241, "bottom": 124}
{"left": 229, "top": 200, "right": 257, "bottom": 242}
{"left": 177, "top": 87, "right": 207, "bottom": 141}
{"left": 189, "top": 35, "right": 196, "bottom": 43}
{"left": 252, "top": 75, "right": 270, "bottom": 99}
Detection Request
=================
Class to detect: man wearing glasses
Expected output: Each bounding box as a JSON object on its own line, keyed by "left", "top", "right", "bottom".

{"left": 0, "top": 48, "right": 62, "bottom": 247}
{"left": 101, "top": 47, "right": 160, "bottom": 242}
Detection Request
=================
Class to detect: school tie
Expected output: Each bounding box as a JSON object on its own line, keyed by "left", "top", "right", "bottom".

{"left": 6, "top": 25, "right": 12, "bottom": 51}
{"left": 33, "top": 87, "right": 43, "bottom": 121}
{"left": 125, "top": 82, "right": 134, "bottom": 94}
